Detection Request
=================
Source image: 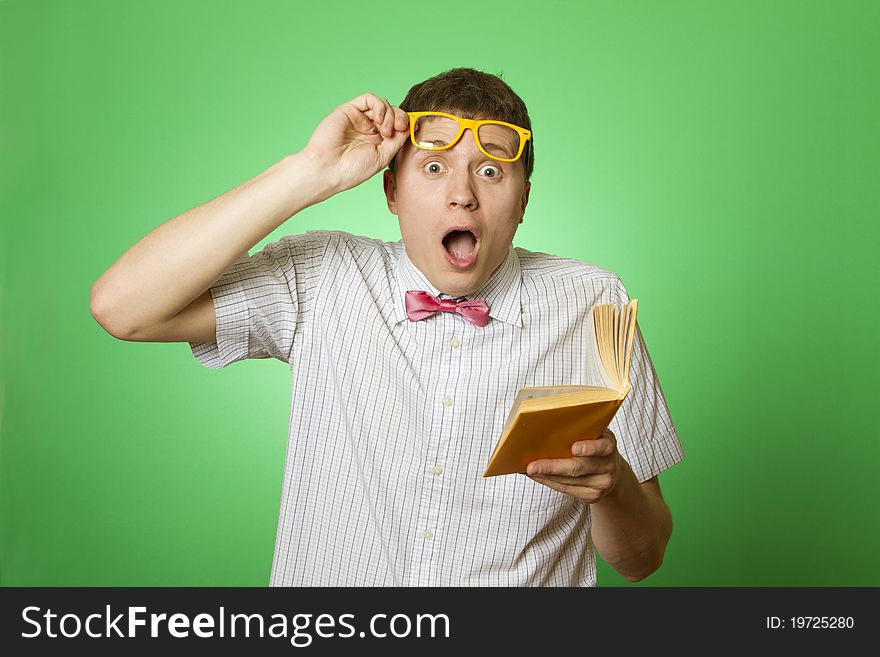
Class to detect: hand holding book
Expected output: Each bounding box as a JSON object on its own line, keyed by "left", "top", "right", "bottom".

{"left": 525, "top": 426, "right": 622, "bottom": 505}
{"left": 483, "top": 299, "right": 639, "bottom": 477}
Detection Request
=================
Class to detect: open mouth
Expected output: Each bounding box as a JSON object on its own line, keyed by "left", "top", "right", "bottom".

{"left": 441, "top": 227, "right": 480, "bottom": 269}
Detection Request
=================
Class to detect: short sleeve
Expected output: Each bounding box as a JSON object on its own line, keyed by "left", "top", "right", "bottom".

{"left": 189, "top": 231, "right": 332, "bottom": 369}
{"left": 606, "top": 277, "right": 684, "bottom": 482}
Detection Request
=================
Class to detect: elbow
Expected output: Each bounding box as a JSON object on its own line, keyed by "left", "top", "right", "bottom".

{"left": 90, "top": 282, "right": 132, "bottom": 340}
{"left": 619, "top": 548, "right": 666, "bottom": 583}
{"left": 615, "top": 524, "right": 672, "bottom": 583}
{"left": 622, "top": 507, "right": 673, "bottom": 582}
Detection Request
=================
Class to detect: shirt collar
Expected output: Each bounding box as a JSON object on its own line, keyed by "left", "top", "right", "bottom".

{"left": 392, "top": 243, "right": 523, "bottom": 328}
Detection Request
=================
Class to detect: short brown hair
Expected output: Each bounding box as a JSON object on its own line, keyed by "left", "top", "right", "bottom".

{"left": 389, "top": 67, "right": 534, "bottom": 181}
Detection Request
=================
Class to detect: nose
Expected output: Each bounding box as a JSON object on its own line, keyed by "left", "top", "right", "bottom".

{"left": 447, "top": 176, "right": 477, "bottom": 210}
{"left": 446, "top": 130, "right": 479, "bottom": 210}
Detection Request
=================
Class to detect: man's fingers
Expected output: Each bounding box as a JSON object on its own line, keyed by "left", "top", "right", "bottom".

{"left": 348, "top": 93, "right": 405, "bottom": 138}
{"left": 393, "top": 107, "right": 409, "bottom": 132}
{"left": 350, "top": 92, "right": 385, "bottom": 129}
{"left": 528, "top": 476, "right": 606, "bottom": 502}
{"left": 571, "top": 429, "right": 616, "bottom": 457}
{"left": 380, "top": 98, "right": 396, "bottom": 135}
{"left": 371, "top": 95, "right": 393, "bottom": 136}
{"left": 529, "top": 473, "right": 613, "bottom": 489}
{"left": 571, "top": 439, "right": 613, "bottom": 457}
{"left": 349, "top": 92, "right": 377, "bottom": 114}
{"left": 526, "top": 455, "right": 616, "bottom": 477}
{"left": 372, "top": 97, "right": 387, "bottom": 132}
{"left": 377, "top": 127, "right": 409, "bottom": 162}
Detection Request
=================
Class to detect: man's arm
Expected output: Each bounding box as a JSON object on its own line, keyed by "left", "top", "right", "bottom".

{"left": 526, "top": 428, "right": 673, "bottom": 582}
{"left": 589, "top": 469, "right": 672, "bottom": 582}
{"left": 90, "top": 93, "right": 410, "bottom": 342}
{"left": 90, "top": 151, "right": 328, "bottom": 341}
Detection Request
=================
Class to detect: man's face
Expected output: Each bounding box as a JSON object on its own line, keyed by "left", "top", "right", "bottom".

{"left": 383, "top": 124, "right": 531, "bottom": 297}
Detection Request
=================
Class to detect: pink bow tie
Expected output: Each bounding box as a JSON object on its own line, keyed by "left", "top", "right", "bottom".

{"left": 405, "top": 290, "right": 490, "bottom": 327}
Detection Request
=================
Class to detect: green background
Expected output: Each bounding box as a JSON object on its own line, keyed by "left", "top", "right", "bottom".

{"left": 1, "top": 0, "right": 877, "bottom": 586}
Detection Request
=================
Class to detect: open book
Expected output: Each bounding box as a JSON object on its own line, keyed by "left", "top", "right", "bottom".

{"left": 483, "top": 299, "right": 639, "bottom": 477}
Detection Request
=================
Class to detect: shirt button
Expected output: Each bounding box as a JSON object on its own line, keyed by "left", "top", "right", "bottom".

{"left": 442, "top": 396, "right": 453, "bottom": 406}
{"left": 432, "top": 465, "right": 444, "bottom": 476}
{"left": 423, "top": 530, "right": 433, "bottom": 540}
{"left": 450, "top": 337, "right": 461, "bottom": 348}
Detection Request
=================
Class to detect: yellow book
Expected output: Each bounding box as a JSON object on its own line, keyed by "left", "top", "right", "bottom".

{"left": 483, "top": 298, "right": 639, "bottom": 477}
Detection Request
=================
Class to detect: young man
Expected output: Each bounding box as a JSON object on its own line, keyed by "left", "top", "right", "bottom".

{"left": 91, "top": 68, "right": 683, "bottom": 586}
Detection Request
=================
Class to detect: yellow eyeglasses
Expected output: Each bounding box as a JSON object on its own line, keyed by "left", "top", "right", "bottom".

{"left": 407, "top": 111, "right": 532, "bottom": 164}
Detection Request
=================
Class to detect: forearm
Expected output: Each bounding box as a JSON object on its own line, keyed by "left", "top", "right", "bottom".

{"left": 90, "top": 150, "right": 331, "bottom": 337}
{"left": 590, "top": 456, "right": 672, "bottom": 582}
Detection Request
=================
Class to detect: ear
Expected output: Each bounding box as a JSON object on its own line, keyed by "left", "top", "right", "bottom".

{"left": 518, "top": 180, "right": 531, "bottom": 224}
{"left": 383, "top": 169, "right": 398, "bottom": 215}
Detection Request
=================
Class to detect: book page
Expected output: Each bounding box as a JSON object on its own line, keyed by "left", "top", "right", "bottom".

{"left": 501, "top": 385, "right": 614, "bottom": 434}
{"left": 594, "top": 304, "right": 623, "bottom": 391}
{"left": 584, "top": 306, "right": 614, "bottom": 389}
{"left": 523, "top": 387, "right": 622, "bottom": 411}
{"left": 611, "top": 298, "right": 623, "bottom": 381}
{"left": 518, "top": 385, "right": 598, "bottom": 399}
{"left": 590, "top": 299, "right": 639, "bottom": 394}
{"left": 622, "top": 299, "right": 638, "bottom": 385}
{"left": 616, "top": 304, "right": 625, "bottom": 384}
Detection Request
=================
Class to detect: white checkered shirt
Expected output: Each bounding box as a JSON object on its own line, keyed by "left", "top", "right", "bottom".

{"left": 190, "top": 230, "right": 684, "bottom": 586}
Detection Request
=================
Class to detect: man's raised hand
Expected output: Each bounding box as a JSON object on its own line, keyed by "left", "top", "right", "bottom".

{"left": 303, "top": 92, "right": 410, "bottom": 196}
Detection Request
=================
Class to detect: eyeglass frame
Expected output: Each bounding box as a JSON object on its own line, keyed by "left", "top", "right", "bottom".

{"left": 406, "top": 111, "right": 532, "bottom": 165}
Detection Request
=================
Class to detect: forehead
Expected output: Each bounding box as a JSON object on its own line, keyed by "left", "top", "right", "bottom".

{"left": 414, "top": 109, "right": 510, "bottom": 125}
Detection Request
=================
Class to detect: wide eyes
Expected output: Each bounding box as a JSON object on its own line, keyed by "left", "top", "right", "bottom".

{"left": 422, "top": 161, "right": 502, "bottom": 179}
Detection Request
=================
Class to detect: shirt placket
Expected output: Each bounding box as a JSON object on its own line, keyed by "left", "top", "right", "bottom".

{"left": 408, "top": 311, "right": 462, "bottom": 586}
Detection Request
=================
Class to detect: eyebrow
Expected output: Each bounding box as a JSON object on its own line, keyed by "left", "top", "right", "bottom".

{"left": 417, "top": 140, "right": 513, "bottom": 155}
{"left": 415, "top": 139, "right": 515, "bottom": 165}
{"left": 482, "top": 142, "right": 509, "bottom": 154}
